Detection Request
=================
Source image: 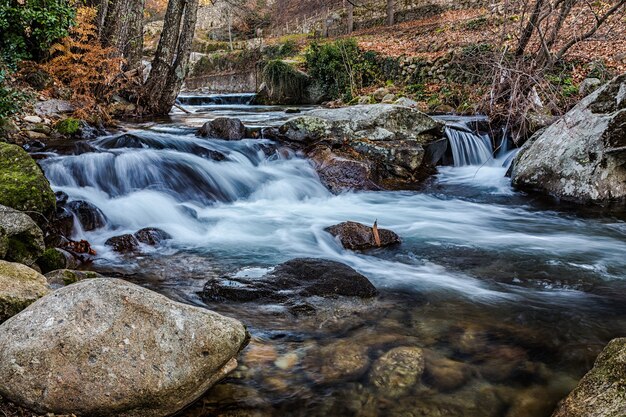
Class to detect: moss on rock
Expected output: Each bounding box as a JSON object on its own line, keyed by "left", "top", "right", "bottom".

{"left": 37, "top": 248, "right": 67, "bottom": 274}
{"left": 0, "top": 143, "right": 56, "bottom": 222}
{"left": 54, "top": 117, "right": 81, "bottom": 135}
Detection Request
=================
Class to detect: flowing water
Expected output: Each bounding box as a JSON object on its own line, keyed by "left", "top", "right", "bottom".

{"left": 37, "top": 100, "right": 626, "bottom": 417}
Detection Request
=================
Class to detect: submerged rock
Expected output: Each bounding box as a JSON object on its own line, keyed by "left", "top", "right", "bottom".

{"left": 551, "top": 338, "right": 626, "bottom": 417}
{"left": 0, "top": 204, "right": 45, "bottom": 266}
{"left": 202, "top": 258, "right": 378, "bottom": 304}
{"left": 0, "top": 278, "right": 248, "bottom": 417}
{"left": 105, "top": 234, "right": 140, "bottom": 253}
{"left": 0, "top": 143, "right": 56, "bottom": 222}
{"left": 198, "top": 117, "right": 246, "bottom": 140}
{"left": 0, "top": 260, "right": 50, "bottom": 323}
{"left": 512, "top": 74, "right": 626, "bottom": 204}
{"left": 369, "top": 346, "right": 425, "bottom": 398}
{"left": 133, "top": 227, "right": 172, "bottom": 246}
{"left": 66, "top": 200, "right": 107, "bottom": 231}
{"left": 325, "top": 221, "right": 400, "bottom": 250}
{"left": 305, "top": 340, "right": 371, "bottom": 383}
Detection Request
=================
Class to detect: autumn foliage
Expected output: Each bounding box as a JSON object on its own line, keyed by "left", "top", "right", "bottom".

{"left": 44, "top": 7, "right": 125, "bottom": 120}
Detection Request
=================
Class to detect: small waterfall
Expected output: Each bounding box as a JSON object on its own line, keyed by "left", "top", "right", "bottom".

{"left": 445, "top": 126, "right": 493, "bottom": 167}
{"left": 177, "top": 93, "right": 256, "bottom": 106}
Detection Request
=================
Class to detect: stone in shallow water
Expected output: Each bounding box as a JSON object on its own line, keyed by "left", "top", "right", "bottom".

{"left": 423, "top": 350, "right": 472, "bottom": 392}
{"left": 133, "top": 227, "right": 172, "bottom": 246}
{"left": 305, "top": 340, "right": 371, "bottom": 383}
{"left": 0, "top": 278, "right": 248, "bottom": 417}
{"left": 105, "top": 234, "right": 140, "bottom": 253}
{"left": 197, "top": 117, "right": 246, "bottom": 140}
{"left": 369, "top": 346, "right": 425, "bottom": 398}
{"left": 66, "top": 200, "right": 107, "bottom": 231}
{"left": 325, "top": 221, "right": 400, "bottom": 250}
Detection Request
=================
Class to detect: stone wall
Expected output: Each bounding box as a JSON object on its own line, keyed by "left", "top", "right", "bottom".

{"left": 184, "top": 71, "right": 261, "bottom": 93}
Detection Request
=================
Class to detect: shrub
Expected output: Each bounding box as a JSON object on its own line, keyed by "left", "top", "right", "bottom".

{"left": 305, "top": 38, "right": 377, "bottom": 101}
{"left": 55, "top": 117, "right": 80, "bottom": 135}
{"left": 0, "top": 0, "right": 75, "bottom": 64}
{"left": 263, "top": 40, "right": 299, "bottom": 59}
{"left": 262, "top": 59, "right": 309, "bottom": 104}
{"left": 0, "top": 66, "right": 31, "bottom": 120}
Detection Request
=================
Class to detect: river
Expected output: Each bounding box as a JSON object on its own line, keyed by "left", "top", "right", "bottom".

{"left": 37, "top": 96, "right": 626, "bottom": 416}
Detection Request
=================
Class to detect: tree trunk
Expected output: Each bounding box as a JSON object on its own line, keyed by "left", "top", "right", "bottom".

{"left": 141, "top": 0, "right": 200, "bottom": 115}
{"left": 347, "top": 1, "right": 354, "bottom": 34}
{"left": 515, "top": 0, "right": 545, "bottom": 57}
{"left": 123, "top": 0, "right": 145, "bottom": 70}
{"left": 386, "top": 0, "right": 395, "bottom": 26}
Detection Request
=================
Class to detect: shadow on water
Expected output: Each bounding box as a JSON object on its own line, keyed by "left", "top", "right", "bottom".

{"left": 36, "top": 98, "right": 626, "bottom": 417}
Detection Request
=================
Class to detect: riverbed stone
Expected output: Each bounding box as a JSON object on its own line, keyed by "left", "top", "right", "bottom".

{"left": 0, "top": 278, "right": 248, "bottom": 417}
{"left": 44, "top": 269, "right": 103, "bottom": 289}
{"left": 133, "top": 227, "right": 172, "bottom": 246}
{"left": 369, "top": 346, "right": 425, "bottom": 398}
{"left": 424, "top": 350, "right": 472, "bottom": 392}
{"left": 325, "top": 221, "right": 400, "bottom": 250}
{"left": 512, "top": 74, "right": 626, "bottom": 204}
{"left": 105, "top": 234, "right": 140, "bottom": 253}
{"left": 306, "top": 340, "right": 371, "bottom": 383}
{"left": 551, "top": 338, "right": 626, "bottom": 417}
{"left": 0, "top": 204, "right": 45, "bottom": 266}
{"left": 0, "top": 143, "right": 56, "bottom": 222}
{"left": 0, "top": 260, "right": 50, "bottom": 323}
{"left": 66, "top": 200, "right": 107, "bottom": 231}
{"left": 201, "top": 258, "right": 378, "bottom": 304}
{"left": 197, "top": 117, "right": 246, "bottom": 140}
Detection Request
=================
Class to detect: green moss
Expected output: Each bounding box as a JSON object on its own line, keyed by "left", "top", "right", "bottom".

{"left": 55, "top": 117, "right": 80, "bottom": 135}
{"left": 262, "top": 60, "right": 310, "bottom": 104}
{"left": 0, "top": 142, "right": 56, "bottom": 220}
{"left": 37, "top": 248, "right": 65, "bottom": 274}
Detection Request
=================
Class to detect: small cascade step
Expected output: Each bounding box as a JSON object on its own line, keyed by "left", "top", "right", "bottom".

{"left": 177, "top": 93, "right": 256, "bottom": 106}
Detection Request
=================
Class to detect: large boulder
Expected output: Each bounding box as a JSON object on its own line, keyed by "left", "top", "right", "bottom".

{"left": 197, "top": 117, "right": 246, "bottom": 140}
{"left": 552, "top": 338, "right": 626, "bottom": 417}
{"left": 0, "top": 204, "right": 45, "bottom": 266}
{"left": 0, "top": 260, "right": 50, "bottom": 323}
{"left": 202, "top": 258, "right": 378, "bottom": 304}
{"left": 0, "top": 143, "right": 56, "bottom": 221}
{"left": 326, "top": 221, "right": 401, "bottom": 250}
{"left": 512, "top": 74, "right": 626, "bottom": 204}
{"left": 273, "top": 105, "right": 444, "bottom": 192}
{"left": 0, "top": 278, "right": 248, "bottom": 417}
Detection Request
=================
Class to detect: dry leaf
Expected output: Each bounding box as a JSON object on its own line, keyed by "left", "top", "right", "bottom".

{"left": 372, "top": 220, "right": 381, "bottom": 247}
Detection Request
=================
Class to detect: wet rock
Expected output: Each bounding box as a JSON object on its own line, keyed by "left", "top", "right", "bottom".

{"left": 104, "top": 234, "right": 140, "bottom": 253}
{"left": 66, "top": 200, "right": 107, "bottom": 231}
{"left": 369, "top": 346, "right": 425, "bottom": 398}
{"left": 243, "top": 341, "right": 278, "bottom": 366}
{"left": 307, "top": 145, "right": 382, "bottom": 193}
{"left": 37, "top": 248, "right": 78, "bottom": 274}
{"left": 44, "top": 269, "right": 103, "bottom": 289}
{"left": 198, "top": 117, "right": 246, "bottom": 140}
{"left": 201, "top": 258, "right": 377, "bottom": 304}
{"left": 274, "top": 352, "right": 299, "bottom": 370}
{"left": 285, "top": 108, "right": 301, "bottom": 114}
{"left": 325, "top": 221, "right": 400, "bottom": 250}
{"left": 22, "top": 140, "right": 46, "bottom": 153}
{"left": 0, "top": 143, "right": 56, "bottom": 222}
{"left": 476, "top": 345, "right": 529, "bottom": 383}
{"left": 551, "top": 338, "right": 626, "bottom": 417}
{"left": 424, "top": 350, "right": 472, "bottom": 392}
{"left": 306, "top": 340, "right": 371, "bottom": 383}
{"left": 0, "top": 204, "right": 45, "bottom": 266}
{"left": 0, "top": 278, "right": 248, "bottom": 417}
{"left": 0, "top": 260, "right": 50, "bottom": 323}
{"left": 133, "top": 227, "right": 172, "bottom": 246}
{"left": 512, "top": 74, "right": 626, "bottom": 204}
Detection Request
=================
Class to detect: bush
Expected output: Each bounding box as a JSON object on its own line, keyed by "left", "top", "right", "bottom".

{"left": 0, "top": 0, "right": 75, "bottom": 64}
{"left": 55, "top": 117, "right": 80, "bottom": 135}
{"left": 262, "top": 59, "right": 309, "bottom": 104}
{"left": 263, "top": 40, "right": 299, "bottom": 59}
{"left": 305, "top": 38, "right": 377, "bottom": 101}
{"left": 0, "top": 66, "right": 31, "bottom": 120}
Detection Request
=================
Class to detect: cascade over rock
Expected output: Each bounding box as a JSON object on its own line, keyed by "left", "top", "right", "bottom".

{"left": 0, "top": 278, "right": 248, "bottom": 417}
{"left": 511, "top": 74, "right": 626, "bottom": 204}
{"left": 269, "top": 105, "right": 445, "bottom": 191}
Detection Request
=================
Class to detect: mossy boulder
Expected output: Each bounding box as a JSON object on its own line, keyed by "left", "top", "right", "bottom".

{"left": 0, "top": 260, "right": 50, "bottom": 323}
{"left": 54, "top": 117, "right": 81, "bottom": 135}
{"left": 552, "top": 338, "right": 626, "bottom": 417}
{"left": 0, "top": 204, "right": 45, "bottom": 266}
{"left": 37, "top": 248, "right": 77, "bottom": 274}
{"left": 0, "top": 143, "right": 56, "bottom": 222}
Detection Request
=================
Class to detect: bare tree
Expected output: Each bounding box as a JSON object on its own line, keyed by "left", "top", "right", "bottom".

{"left": 386, "top": 0, "right": 395, "bottom": 26}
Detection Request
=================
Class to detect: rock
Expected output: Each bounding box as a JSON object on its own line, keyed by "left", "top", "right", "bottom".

{"left": 306, "top": 340, "right": 371, "bottom": 383}
{"left": 202, "top": 258, "right": 377, "bottom": 304}
{"left": 382, "top": 93, "right": 396, "bottom": 103}
{"left": 285, "top": 108, "right": 301, "bottom": 114}
{"left": 22, "top": 115, "right": 43, "bottom": 124}
{"left": 133, "top": 227, "right": 172, "bottom": 246}
{"left": 197, "top": 117, "right": 246, "bottom": 140}
{"left": 0, "top": 143, "right": 56, "bottom": 221}
{"left": 373, "top": 87, "right": 391, "bottom": 101}
{"left": 274, "top": 105, "right": 444, "bottom": 191}
{"left": 369, "top": 346, "right": 425, "bottom": 398}
{"left": 44, "top": 269, "right": 103, "bottom": 289}
{"left": 0, "top": 260, "right": 50, "bottom": 323}
{"left": 0, "top": 278, "right": 248, "bottom": 417}
{"left": 34, "top": 99, "right": 75, "bottom": 117}
{"left": 423, "top": 350, "right": 472, "bottom": 392}
{"left": 66, "top": 200, "right": 107, "bottom": 231}
{"left": 0, "top": 204, "right": 45, "bottom": 266}
{"left": 23, "top": 130, "right": 48, "bottom": 140}
{"left": 48, "top": 206, "right": 75, "bottom": 238}
{"left": 395, "top": 97, "right": 419, "bottom": 107}
{"left": 325, "top": 221, "right": 400, "bottom": 250}
{"left": 36, "top": 248, "right": 78, "bottom": 274}
{"left": 512, "top": 74, "right": 626, "bottom": 204}
{"left": 358, "top": 95, "right": 373, "bottom": 105}
{"left": 551, "top": 338, "right": 626, "bottom": 417}
{"left": 105, "top": 234, "right": 140, "bottom": 253}
{"left": 578, "top": 77, "right": 602, "bottom": 96}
